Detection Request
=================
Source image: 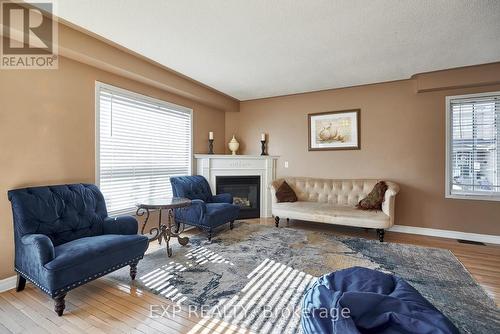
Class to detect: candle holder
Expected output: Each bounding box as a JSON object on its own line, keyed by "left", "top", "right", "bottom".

{"left": 208, "top": 139, "right": 214, "bottom": 154}
{"left": 260, "top": 140, "right": 267, "bottom": 156}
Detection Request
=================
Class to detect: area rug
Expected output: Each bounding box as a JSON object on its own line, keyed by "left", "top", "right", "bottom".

{"left": 107, "top": 222, "right": 500, "bottom": 334}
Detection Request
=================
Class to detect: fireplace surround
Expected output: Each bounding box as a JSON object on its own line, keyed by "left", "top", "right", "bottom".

{"left": 194, "top": 154, "right": 278, "bottom": 217}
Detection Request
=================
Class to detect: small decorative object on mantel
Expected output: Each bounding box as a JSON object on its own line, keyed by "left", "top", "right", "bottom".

{"left": 228, "top": 135, "right": 240, "bottom": 155}
{"left": 260, "top": 133, "right": 267, "bottom": 156}
{"left": 308, "top": 109, "right": 360, "bottom": 151}
{"left": 208, "top": 131, "right": 214, "bottom": 154}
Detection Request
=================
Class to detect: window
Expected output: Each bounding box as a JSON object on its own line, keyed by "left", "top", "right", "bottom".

{"left": 446, "top": 92, "right": 500, "bottom": 201}
{"left": 96, "top": 82, "right": 192, "bottom": 215}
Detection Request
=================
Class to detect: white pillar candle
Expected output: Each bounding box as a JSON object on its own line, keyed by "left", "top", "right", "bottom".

{"left": 261, "top": 133, "right": 266, "bottom": 141}
{"left": 209, "top": 132, "right": 214, "bottom": 140}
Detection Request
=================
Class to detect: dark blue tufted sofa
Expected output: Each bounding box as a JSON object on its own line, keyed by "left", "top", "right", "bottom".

{"left": 170, "top": 175, "right": 240, "bottom": 240}
{"left": 8, "top": 183, "right": 149, "bottom": 316}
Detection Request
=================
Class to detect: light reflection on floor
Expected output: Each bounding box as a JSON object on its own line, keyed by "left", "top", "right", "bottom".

{"left": 140, "top": 244, "right": 314, "bottom": 333}
{"left": 186, "top": 246, "right": 235, "bottom": 266}
{"left": 139, "top": 245, "right": 234, "bottom": 306}
{"left": 187, "top": 258, "right": 316, "bottom": 334}
{"left": 139, "top": 261, "right": 190, "bottom": 304}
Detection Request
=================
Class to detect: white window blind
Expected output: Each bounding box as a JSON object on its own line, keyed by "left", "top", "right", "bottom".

{"left": 446, "top": 92, "right": 500, "bottom": 200}
{"left": 96, "top": 82, "right": 192, "bottom": 215}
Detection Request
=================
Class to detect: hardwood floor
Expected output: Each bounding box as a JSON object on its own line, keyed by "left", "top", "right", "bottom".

{"left": 0, "top": 218, "right": 498, "bottom": 333}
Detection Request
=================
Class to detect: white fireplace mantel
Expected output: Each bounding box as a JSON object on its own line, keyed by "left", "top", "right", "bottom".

{"left": 194, "top": 154, "right": 279, "bottom": 217}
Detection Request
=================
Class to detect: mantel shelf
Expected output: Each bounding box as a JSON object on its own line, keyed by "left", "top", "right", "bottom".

{"left": 194, "top": 154, "right": 279, "bottom": 159}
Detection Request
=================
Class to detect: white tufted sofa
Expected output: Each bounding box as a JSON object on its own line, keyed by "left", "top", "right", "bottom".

{"left": 270, "top": 177, "right": 399, "bottom": 241}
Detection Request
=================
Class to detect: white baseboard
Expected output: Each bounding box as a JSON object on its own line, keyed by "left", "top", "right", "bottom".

{"left": 390, "top": 225, "right": 500, "bottom": 245}
{"left": 0, "top": 275, "right": 16, "bottom": 293}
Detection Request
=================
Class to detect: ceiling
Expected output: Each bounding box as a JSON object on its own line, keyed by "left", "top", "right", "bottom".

{"left": 52, "top": 0, "right": 500, "bottom": 100}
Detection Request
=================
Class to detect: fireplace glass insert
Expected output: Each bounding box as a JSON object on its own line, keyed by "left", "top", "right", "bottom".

{"left": 216, "top": 176, "right": 260, "bottom": 219}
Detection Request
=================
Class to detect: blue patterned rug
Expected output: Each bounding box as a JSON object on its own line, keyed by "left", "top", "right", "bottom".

{"left": 108, "top": 222, "right": 499, "bottom": 334}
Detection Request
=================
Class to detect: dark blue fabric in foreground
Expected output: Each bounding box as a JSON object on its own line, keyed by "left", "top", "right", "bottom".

{"left": 301, "top": 266, "right": 459, "bottom": 334}
{"left": 8, "top": 183, "right": 149, "bottom": 297}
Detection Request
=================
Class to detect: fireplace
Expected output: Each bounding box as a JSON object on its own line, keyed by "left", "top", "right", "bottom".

{"left": 195, "top": 154, "right": 278, "bottom": 217}
{"left": 216, "top": 176, "right": 261, "bottom": 219}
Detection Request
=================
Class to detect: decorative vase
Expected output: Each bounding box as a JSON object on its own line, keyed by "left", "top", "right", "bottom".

{"left": 228, "top": 135, "right": 240, "bottom": 155}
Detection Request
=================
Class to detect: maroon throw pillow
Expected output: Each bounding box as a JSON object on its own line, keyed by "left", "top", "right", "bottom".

{"left": 275, "top": 181, "right": 298, "bottom": 203}
{"left": 356, "top": 181, "right": 388, "bottom": 210}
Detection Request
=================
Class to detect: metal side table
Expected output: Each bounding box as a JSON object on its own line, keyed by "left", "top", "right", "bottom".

{"left": 136, "top": 197, "right": 191, "bottom": 257}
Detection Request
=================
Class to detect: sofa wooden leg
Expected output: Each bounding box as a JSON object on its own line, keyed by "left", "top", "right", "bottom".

{"left": 53, "top": 293, "right": 66, "bottom": 316}
{"left": 376, "top": 229, "right": 385, "bottom": 242}
{"left": 229, "top": 221, "right": 234, "bottom": 230}
{"left": 130, "top": 263, "right": 138, "bottom": 280}
{"left": 207, "top": 229, "right": 212, "bottom": 241}
{"left": 275, "top": 216, "right": 280, "bottom": 227}
{"left": 16, "top": 274, "right": 26, "bottom": 292}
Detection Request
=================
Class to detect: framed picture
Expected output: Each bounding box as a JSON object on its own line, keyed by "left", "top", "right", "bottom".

{"left": 308, "top": 109, "right": 360, "bottom": 151}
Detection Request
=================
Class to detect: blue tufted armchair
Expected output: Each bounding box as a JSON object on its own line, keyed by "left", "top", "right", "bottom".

{"left": 8, "top": 183, "right": 149, "bottom": 316}
{"left": 170, "top": 175, "right": 240, "bottom": 241}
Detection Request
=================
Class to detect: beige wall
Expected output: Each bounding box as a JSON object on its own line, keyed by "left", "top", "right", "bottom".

{"left": 226, "top": 64, "right": 500, "bottom": 236}
{"left": 0, "top": 25, "right": 233, "bottom": 279}
{"left": 56, "top": 22, "right": 239, "bottom": 113}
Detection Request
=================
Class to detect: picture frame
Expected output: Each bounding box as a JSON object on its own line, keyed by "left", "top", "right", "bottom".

{"left": 308, "top": 109, "right": 360, "bottom": 151}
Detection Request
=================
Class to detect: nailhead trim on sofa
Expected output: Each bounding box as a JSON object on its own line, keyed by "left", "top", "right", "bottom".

{"left": 15, "top": 255, "right": 143, "bottom": 297}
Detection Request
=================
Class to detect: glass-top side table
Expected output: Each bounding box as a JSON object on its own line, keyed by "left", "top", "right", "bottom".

{"left": 136, "top": 197, "right": 191, "bottom": 257}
